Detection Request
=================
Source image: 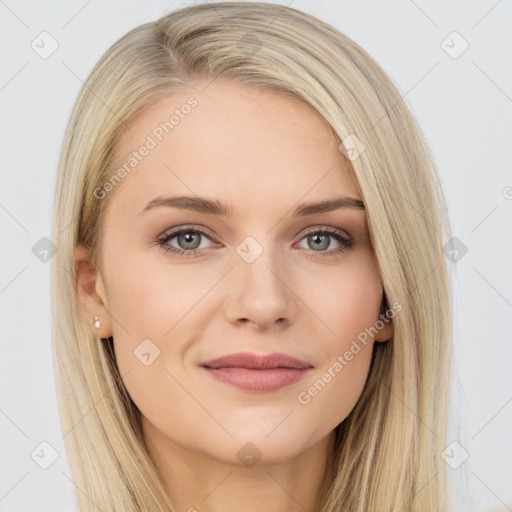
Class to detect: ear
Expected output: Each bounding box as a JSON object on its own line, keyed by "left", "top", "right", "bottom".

{"left": 374, "top": 297, "right": 394, "bottom": 342}
{"left": 75, "top": 244, "right": 113, "bottom": 338}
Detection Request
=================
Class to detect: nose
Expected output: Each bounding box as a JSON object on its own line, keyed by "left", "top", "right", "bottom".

{"left": 223, "top": 242, "right": 298, "bottom": 331}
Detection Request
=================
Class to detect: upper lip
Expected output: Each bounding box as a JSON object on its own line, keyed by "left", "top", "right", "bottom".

{"left": 200, "top": 352, "right": 313, "bottom": 370}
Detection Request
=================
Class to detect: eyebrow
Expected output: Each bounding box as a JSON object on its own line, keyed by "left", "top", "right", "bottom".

{"left": 138, "top": 195, "right": 365, "bottom": 217}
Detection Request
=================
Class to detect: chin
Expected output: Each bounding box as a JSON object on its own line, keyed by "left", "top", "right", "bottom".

{"left": 205, "top": 425, "right": 322, "bottom": 467}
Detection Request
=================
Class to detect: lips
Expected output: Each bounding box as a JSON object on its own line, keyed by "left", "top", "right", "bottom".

{"left": 201, "top": 352, "right": 313, "bottom": 370}
{"left": 200, "top": 352, "right": 313, "bottom": 392}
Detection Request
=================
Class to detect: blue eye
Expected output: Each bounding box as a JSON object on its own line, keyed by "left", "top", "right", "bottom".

{"left": 156, "top": 225, "right": 356, "bottom": 258}
{"left": 296, "top": 227, "right": 356, "bottom": 255}
{"left": 157, "top": 226, "right": 214, "bottom": 257}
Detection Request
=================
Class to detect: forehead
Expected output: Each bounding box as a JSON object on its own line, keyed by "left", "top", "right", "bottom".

{"left": 105, "top": 79, "right": 361, "bottom": 218}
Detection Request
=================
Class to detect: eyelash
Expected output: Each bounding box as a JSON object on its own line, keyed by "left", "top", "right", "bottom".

{"left": 155, "top": 224, "right": 357, "bottom": 259}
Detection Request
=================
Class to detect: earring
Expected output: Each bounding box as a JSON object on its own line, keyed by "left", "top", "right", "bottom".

{"left": 93, "top": 316, "right": 101, "bottom": 329}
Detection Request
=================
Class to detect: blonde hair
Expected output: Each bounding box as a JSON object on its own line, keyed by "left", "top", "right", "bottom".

{"left": 51, "top": 2, "right": 453, "bottom": 510}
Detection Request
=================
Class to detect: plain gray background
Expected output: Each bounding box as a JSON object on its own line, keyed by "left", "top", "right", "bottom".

{"left": 1, "top": 0, "right": 511, "bottom": 510}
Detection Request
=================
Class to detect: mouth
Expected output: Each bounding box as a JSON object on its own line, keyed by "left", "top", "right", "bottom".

{"left": 199, "top": 352, "right": 314, "bottom": 392}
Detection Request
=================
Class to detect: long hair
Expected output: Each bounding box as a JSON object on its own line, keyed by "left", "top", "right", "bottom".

{"left": 51, "top": 2, "right": 453, "bottom": 510}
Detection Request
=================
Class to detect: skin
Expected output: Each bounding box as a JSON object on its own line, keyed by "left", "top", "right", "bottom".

{"left": 75, "top": 78, "right": 393, "bottom": 512}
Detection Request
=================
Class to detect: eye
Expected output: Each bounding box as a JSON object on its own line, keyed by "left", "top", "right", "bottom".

{"left": 295, "top": 226, "right": 356, "bottom": 257}
{"left": 156, "top": 225, "right": 216, "bottom": 257}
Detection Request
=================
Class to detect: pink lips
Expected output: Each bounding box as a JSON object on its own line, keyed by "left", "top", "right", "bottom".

{"left": 200, "top": 352, "right": 313, "bottom": 392}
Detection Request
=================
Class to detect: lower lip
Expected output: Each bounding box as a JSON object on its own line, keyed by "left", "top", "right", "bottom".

{"left": 201, "top": 367, "right": 312, "bottom": 392}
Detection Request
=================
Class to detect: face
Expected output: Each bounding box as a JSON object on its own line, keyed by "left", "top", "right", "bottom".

{"left": 76, "top": 79, "right": 392, "bottom": 468}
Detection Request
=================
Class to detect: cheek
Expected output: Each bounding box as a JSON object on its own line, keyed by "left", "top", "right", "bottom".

{"left": 102, "top": 252, "right": 216, "bottom": 417}
{"left": 294, "top": 256, "right": 382, "bottom": 428}
{"left": 305, "top": 253, "right": 383, "bottom": 345}
{"left": 104, "top": 249, "right": 211, "bottom": 341}
{"left": 296, "top": 294, "right": 380, "bottom": 434}
{"left": 296, "top": 342, "right": 374, "bottom": 437}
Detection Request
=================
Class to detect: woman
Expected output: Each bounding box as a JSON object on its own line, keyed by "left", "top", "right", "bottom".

{"left": 52, "top": 2, "right": 452, "bottom": 511}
